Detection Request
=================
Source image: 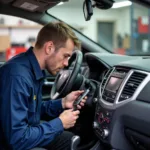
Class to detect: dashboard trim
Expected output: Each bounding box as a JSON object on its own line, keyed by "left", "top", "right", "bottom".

{"left": 99, "top": 68, "right": 150, "bottom": 110}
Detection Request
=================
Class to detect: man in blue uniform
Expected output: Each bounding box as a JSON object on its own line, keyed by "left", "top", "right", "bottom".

{"left": 0, "top": 22, "right": 86, "bottom": 150}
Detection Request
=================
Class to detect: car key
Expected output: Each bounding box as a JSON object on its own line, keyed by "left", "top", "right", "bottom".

{"left": 73, "top": 89, "right": 90, "bottom": 111}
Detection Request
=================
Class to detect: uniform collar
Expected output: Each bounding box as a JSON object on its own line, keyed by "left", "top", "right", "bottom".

{"left": 26, "top": 47, "right": 45, "bottom": 80}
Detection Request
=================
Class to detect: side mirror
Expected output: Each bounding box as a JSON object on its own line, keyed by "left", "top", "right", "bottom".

{"left": 83, "top": 0, "right": 93, "bottom": 21}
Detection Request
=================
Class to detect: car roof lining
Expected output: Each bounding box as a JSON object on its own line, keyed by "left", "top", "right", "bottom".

{"left": 0, "top": 0, "right": 150, "bottom": 14}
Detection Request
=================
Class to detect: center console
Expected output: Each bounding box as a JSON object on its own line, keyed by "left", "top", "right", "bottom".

{"left": 94, "top": 67, "right": 148, "bottom": 142}
{"left": 93, "top": 67, "right": 129, "bottom": 141}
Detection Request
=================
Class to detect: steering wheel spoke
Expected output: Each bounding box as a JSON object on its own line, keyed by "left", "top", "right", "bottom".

{"left": 51, "top": 92, "right": 60, "bottom": 100}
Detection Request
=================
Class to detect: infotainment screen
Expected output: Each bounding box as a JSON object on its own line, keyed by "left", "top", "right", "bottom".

{"left": 106, "top": 77, "right": 123, "bottom": 92}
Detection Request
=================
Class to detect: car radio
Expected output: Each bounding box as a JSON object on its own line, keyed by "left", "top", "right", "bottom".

{"left": 102, "top": 70, "right": 127, "bottom": 103}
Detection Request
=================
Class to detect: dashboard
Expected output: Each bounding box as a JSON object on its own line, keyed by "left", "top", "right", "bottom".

{"left": 84, "top": 53, "right": 150, "bottom": 150}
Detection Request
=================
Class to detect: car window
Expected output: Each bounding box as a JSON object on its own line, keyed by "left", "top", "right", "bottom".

{"left": 0, "top": 15, "right": 41, "bottom": 61}
{"left": 0, "top": 0, "right": 149, "bottom": 60}
{"left": 48, "top": 0, "right": 150, "bottom": 56}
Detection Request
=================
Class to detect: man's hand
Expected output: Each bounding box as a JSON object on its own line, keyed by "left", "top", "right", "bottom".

{"left": 59, "top": 109, "right": 80, "bottom": 129}
{"left": 62, "top": 90, "right": 87, "bottom": 109}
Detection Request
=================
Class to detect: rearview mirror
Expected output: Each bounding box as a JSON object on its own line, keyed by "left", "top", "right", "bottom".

{"left": 93, "top": 0, "right": 114, "bottom": 9}
{"left": 83, "top": 0, "right": 93, "bottom": 21}
{"left": 83, "top": 0, "right": 114, "bottom": 21}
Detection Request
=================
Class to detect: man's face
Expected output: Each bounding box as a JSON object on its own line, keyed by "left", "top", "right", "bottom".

{"left": 45, "top": 39, "right": 74, "bottom": 75}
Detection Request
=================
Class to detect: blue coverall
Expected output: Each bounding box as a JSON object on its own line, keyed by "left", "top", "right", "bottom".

{"left": 0, "top": 47, "right": 64, "bottom": 150}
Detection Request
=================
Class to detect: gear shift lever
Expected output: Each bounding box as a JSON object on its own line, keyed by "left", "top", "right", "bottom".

{"left": 71, "top": 135, "right": 80, "bottom": 150}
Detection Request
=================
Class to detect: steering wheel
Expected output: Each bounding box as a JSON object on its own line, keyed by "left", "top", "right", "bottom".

{"left": 50, "top": 50, "right": 83, "bottom": 99}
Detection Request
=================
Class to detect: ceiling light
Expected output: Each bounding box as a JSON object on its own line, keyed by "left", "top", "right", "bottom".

{"left": 57, "top": 2, "right": 64, "bottom": 6}
{"left": 112, "top": 1, "right": 132, "bottom": 8}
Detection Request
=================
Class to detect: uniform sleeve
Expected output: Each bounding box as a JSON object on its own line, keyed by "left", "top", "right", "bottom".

{"left": 41, "top": 99, "right": 64, "bottom": 117}
{"left": 0, "top": 75, "right": 64, "bottom": 150}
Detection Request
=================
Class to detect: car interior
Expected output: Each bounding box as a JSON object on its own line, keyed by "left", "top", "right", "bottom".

{"left": 0, "top": 0, "right": 150, "bottom": 150}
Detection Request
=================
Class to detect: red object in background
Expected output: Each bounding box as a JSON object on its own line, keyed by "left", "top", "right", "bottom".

{"left": 114, "top": 48, "right": 125, "bottom": 55}
{"left": 6, "top": 47, "right": 27, "bottom": 61}
{"left": 138, "top": 17, "right": 149, "bottom": 33}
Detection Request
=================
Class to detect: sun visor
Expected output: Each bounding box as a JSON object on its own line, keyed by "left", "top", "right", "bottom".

{"left": 12, "top": 0, "right": 67, "bottom": 12}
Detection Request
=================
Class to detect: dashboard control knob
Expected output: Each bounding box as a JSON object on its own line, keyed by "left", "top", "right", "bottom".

{"left": 103, "top": 129, "right": 109, "bottom": 138}
{"left": 93, "top": 98, "right": 98, "bottom": 103}
{"left": 100, "top": 129, "right": 109, "bottom": 139}
{"left": 93, "top": 121, "right": 99, "bottom": 129}
{"left": 98, "top": 113, "right": 104, "bottom": 124}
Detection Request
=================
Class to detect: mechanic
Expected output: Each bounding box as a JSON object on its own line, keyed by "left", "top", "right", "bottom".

{"left": 0, "top": 22, "right": 86, "bottom": 150}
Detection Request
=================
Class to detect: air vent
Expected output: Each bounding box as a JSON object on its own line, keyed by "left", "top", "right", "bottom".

{"left": 119, "top": 71, "right": 147, "bottom": 102}
{"left": 101, "top": 68, "right": 113, "bottom": 92}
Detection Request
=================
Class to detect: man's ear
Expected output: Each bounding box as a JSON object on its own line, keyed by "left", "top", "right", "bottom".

{"left": 45, "top": 41, "right": 55, "bottom": 55}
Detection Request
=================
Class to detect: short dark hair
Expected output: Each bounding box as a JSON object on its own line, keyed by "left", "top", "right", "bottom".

{"left": 35, "top": 22, "right": 81, "bottom": 50}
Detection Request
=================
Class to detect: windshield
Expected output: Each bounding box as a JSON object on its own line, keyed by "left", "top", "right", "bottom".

{"left": 48, "top": 0, "right": 150, "bottom": 56}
